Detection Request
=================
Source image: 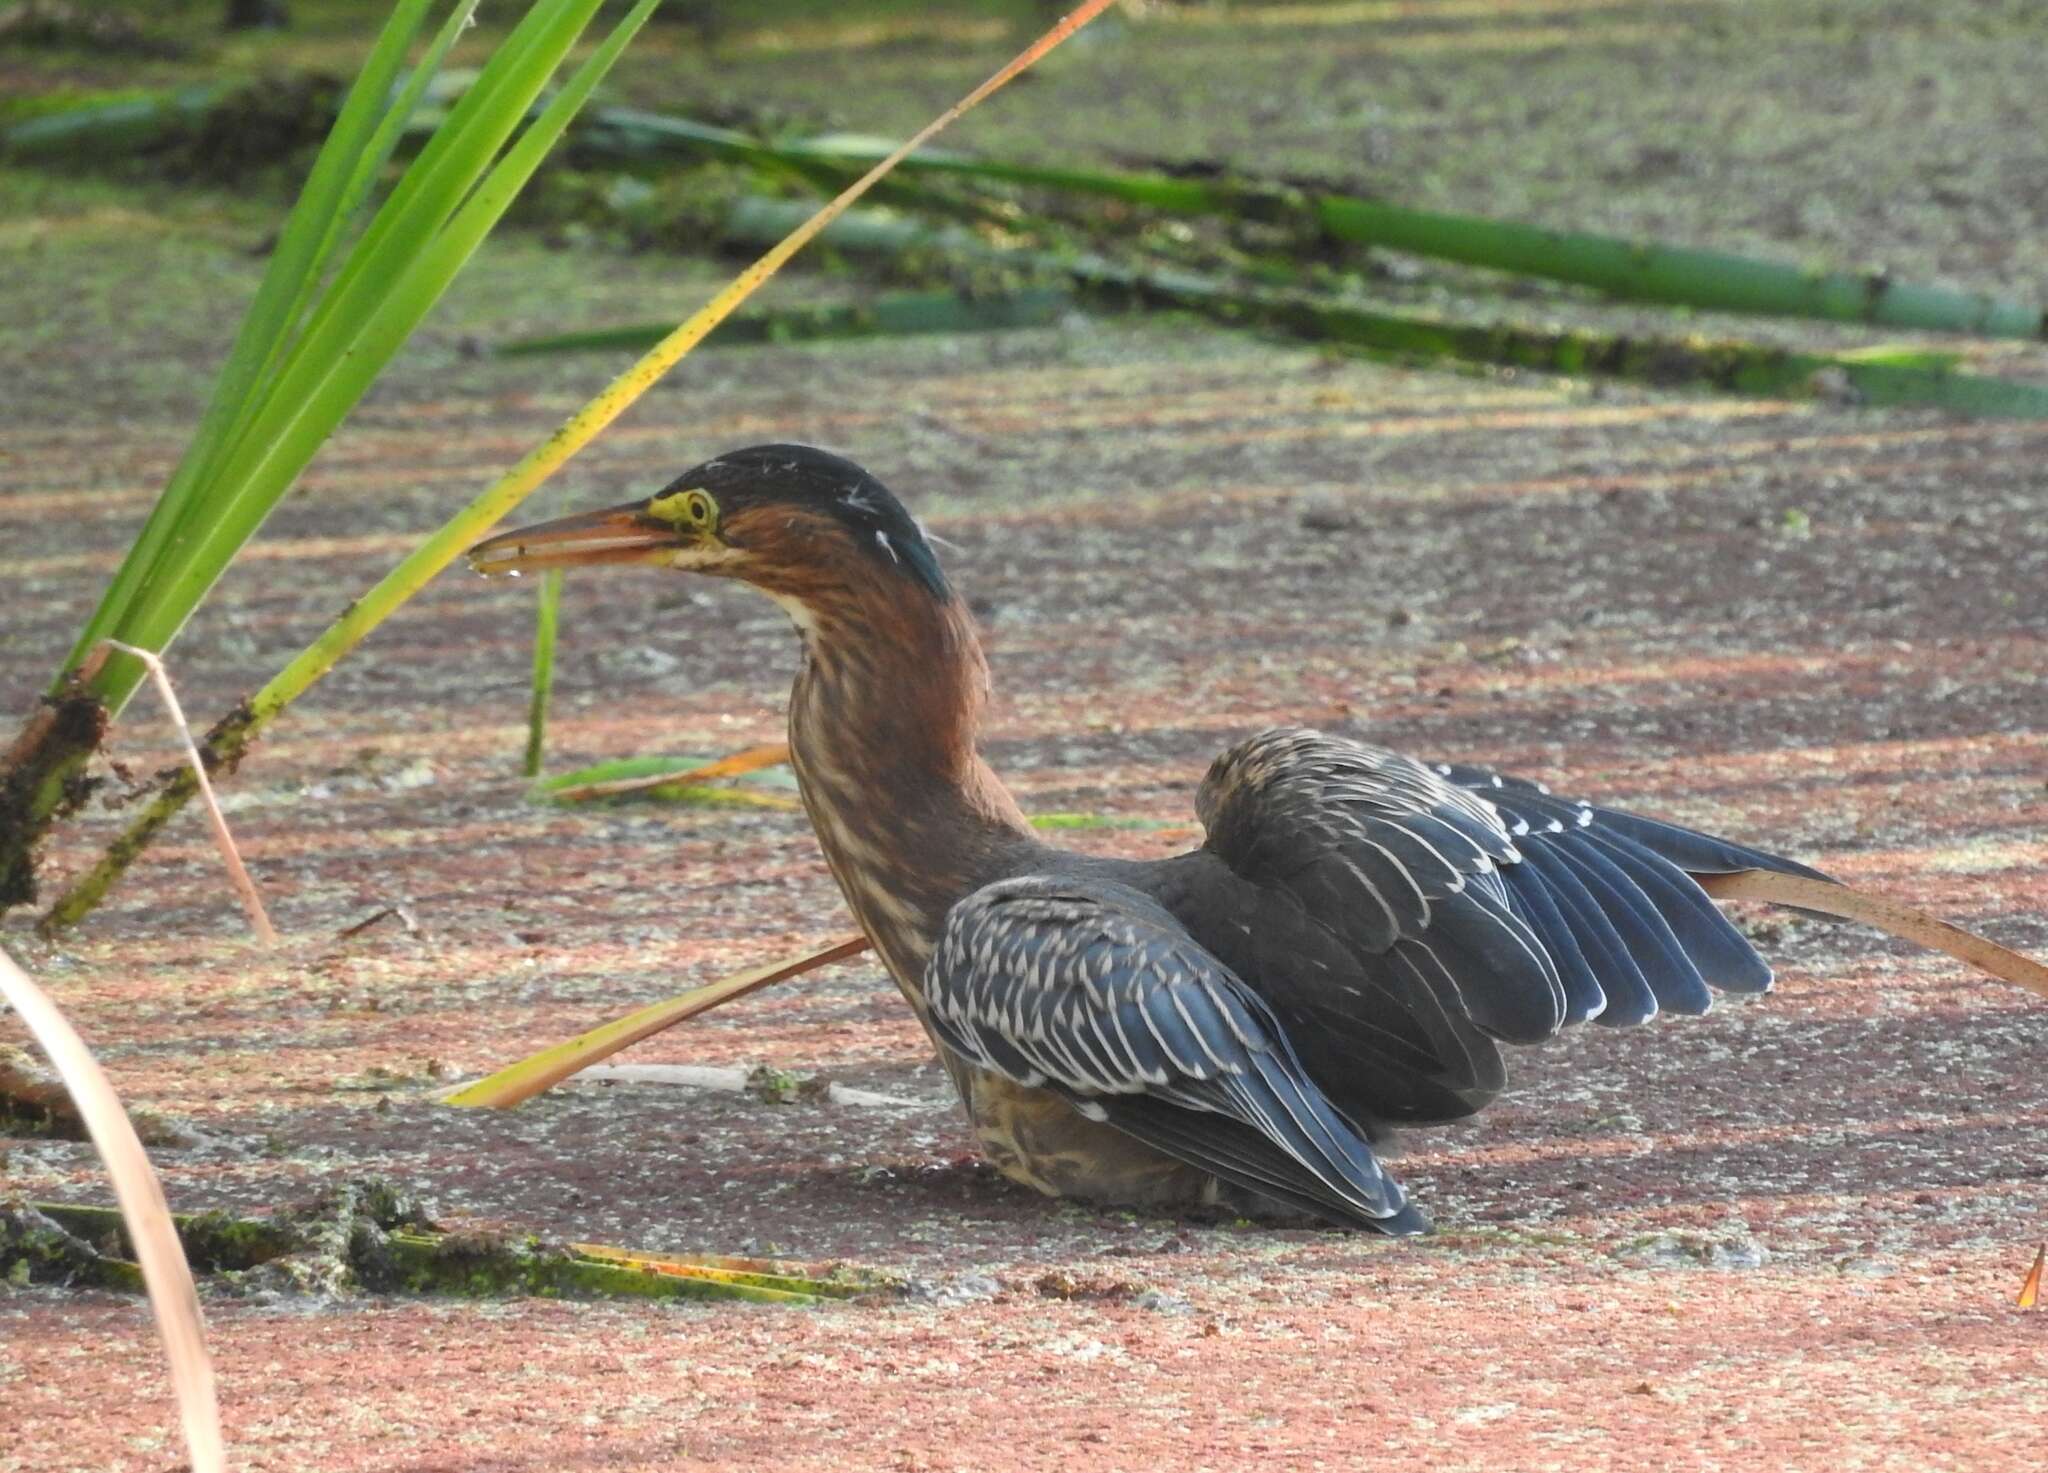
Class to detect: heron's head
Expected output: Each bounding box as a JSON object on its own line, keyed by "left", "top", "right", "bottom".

{"left": 466, "top": 445, "right": 949, "bottom": 619}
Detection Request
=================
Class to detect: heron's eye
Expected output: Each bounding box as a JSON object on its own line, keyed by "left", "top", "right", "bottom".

{"left": 649, "top": 487, "right": 719, "bottom": 533}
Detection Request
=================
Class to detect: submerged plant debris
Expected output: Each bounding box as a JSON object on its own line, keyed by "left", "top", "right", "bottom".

{"left": 0, "top": 1044, "right": 186, "bottom": 1146}
{"left": 6, "top": 1181, "right": 899, "bottom": 1306}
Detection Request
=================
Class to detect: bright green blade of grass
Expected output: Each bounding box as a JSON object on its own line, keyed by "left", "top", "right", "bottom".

{"left": 83, "top": 0, "right": 604, "bottom": 716}
{"left": 280, "top": 0, "right": 602, "bottom": 394}
{"left": 586, "top": 785, "right": 802, "bottom": 810}
{"left": 327, "top": 2, "right": 485, "bottom": 275}
{"left": 231, "top": 0, "right": 486, "bottom": 450}
{"left": 535, "top": 755, "right": 802, "bottom": 794}
{"left": 533, "top": 753, "right": 804, "bottom": 811}
{"left": 169, "top": 1, "right": 487, "bottom": 647}
{"left": 523, "top": 569, "right": 563, "bottom": 778}
{"left": 533, "top": 755, "right": 724, "bottom": 790}
{"left": 1, "top": 0, "right": 653, "bottom": 915}
{"left": 64, "top": 0, "right": 441, "bottom": 697}
{"left": 112, "top": 0, "right": 641, "bottom": 688}
{"left": 51, "top": 1, "right": 480, "bottom": 689}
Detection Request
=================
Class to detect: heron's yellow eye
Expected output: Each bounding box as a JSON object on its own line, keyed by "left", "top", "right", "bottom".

{"left": 648, "top": 487, "right": 718, "bottom": 533}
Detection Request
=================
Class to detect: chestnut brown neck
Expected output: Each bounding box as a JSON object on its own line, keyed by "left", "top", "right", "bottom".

{"left": 775, "top": 560, "right": 1037, "bottom": 1003}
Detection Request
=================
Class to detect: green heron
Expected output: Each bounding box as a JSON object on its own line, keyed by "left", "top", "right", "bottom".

{"left": 463, "top": 445, "right": 1954, "bottom": 1233}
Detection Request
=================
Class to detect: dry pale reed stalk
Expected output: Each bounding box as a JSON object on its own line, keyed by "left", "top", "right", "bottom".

{"left": 103, "top": 641, "right": 277, "bottom": 944}
{"left": 0, "top": 948, "right": 224, "bottom": 1472}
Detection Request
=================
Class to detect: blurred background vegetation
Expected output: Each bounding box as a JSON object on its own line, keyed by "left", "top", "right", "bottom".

{"left": 5, "top": 0, "right": 2045, "bottom": 278}
{"left": 7, "top": 1, "right": 2047, "bottom": 424}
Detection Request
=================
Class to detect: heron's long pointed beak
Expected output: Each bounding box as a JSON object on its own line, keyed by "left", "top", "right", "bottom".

{"left": 467, "top": 502, "right": 683, "bottom": 577}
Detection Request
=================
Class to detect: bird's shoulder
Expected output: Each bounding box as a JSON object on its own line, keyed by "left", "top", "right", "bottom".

{"left": 1197, "top": 726, "right": 1521, "bottom": 889}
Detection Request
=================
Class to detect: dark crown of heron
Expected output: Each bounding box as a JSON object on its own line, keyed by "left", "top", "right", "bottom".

{"left": 667, "top": 444, "right": 950, "bottom": 603}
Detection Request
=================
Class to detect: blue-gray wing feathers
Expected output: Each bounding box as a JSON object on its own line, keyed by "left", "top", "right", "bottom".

{"left": 924, "top": 876, "right": 1422, "bottom": 1232}
{"left": 1197, "top": 729, "right": 1821, "bottom": 1047}
{"left": 924, "top": 727, "right": 1822, "bottom": 1232}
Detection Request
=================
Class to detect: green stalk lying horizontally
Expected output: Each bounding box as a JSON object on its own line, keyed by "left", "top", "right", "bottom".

{"left": 30, "top": 83, "right": 2043, "bottom": 344}
{"left": 708, "top": 199, "right": 2048, "bottom": 417}
{"left": 577, "top": 110, "right": 2048, "bottom": 341}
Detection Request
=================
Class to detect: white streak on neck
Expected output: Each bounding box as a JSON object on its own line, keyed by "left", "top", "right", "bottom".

{"left": 765, "top": 589, "right": 820, "bottom": 635}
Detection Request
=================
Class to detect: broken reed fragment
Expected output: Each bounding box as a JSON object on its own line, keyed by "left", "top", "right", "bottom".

{"left": 439, "top": 934, "right": 872, "bottom": 1108}
{"left": 1694, "top": 871, "right": 2048, "bottom": 1001}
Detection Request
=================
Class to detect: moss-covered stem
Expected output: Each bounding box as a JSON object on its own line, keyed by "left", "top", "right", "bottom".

{"left": 28, "top": 1201, "right": 891, "bottom": 1305}
{"left": 0, "top": 685, "right": 109, "bottom": 912}
{"left": 39, "top": 702, "right": 262, "bottom": 934}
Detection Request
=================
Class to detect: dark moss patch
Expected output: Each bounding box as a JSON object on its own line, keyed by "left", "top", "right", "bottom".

{"left": 0, "top": 688, "right": 107, "bottom": 910}
{"left": 0, "top": 1203, "right": 142, "bottom": 1291}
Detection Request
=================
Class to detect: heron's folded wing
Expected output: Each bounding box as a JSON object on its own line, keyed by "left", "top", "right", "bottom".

{"left": 924, "top": 874, "right": 1422, "bottom": 1232}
